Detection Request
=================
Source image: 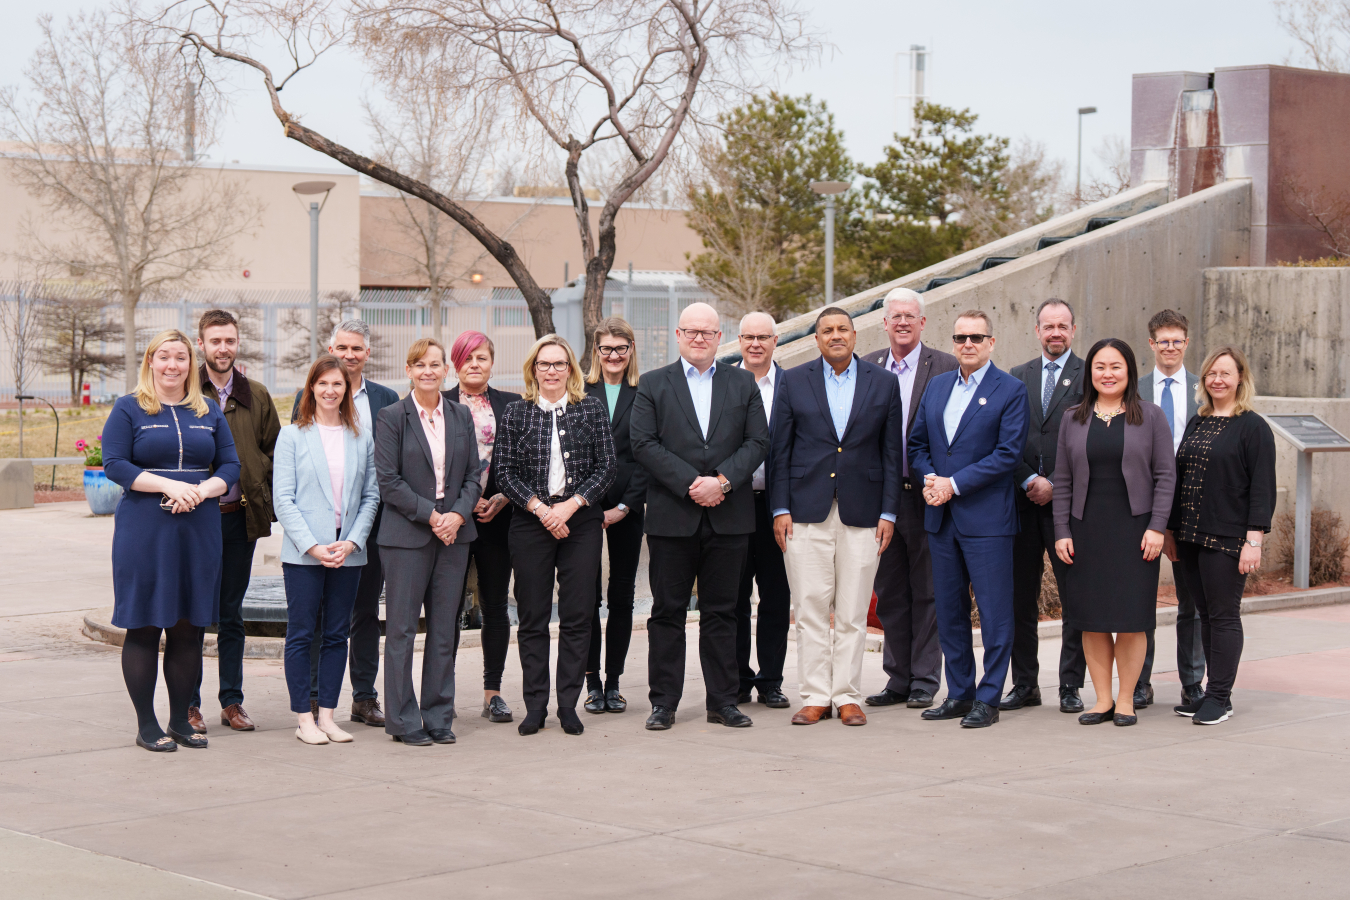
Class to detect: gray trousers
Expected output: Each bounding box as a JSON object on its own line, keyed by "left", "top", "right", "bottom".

{"left": 1174, "top": 563, "right": 1207, "bottom": 687}
{"left": 381, "top": 540, "right": 469, "bottom": 735}
{"left": 873, "top": 485, "right": 942, "bottom": 695}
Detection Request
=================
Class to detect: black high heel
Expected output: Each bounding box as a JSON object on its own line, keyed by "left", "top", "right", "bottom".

{"left": 518, "top": 709, "right": 547, "bottom": 736}
{"left": 1078, "top": 705, "right": 1115, "bottom": 725}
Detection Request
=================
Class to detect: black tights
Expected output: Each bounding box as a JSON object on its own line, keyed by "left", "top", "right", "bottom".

{"left": 122, "top": 620, "right": 202, "bottom": 741}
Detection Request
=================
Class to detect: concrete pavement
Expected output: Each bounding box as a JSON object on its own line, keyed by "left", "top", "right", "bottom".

{"left": 2, "top": 502, "right": 1348, "bottom": 899}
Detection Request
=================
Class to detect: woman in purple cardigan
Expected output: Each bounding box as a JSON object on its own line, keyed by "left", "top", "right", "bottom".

{"left": 1052, "top": 338, "right": 1176, "bottom": 727}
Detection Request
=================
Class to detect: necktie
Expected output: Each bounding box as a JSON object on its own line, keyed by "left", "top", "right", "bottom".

{"left": 1042, "top": 361, "right": 1059, "bottom": 416}
{"left": 1161, "top": 377, "right": 1176, "bottom": 441}
{"left": 897, "top": 359, "right": 910, "bottom": 477}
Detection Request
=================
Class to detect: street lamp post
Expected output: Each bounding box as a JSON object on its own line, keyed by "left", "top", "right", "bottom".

{"left": 810, "top": 180, "right": 851, "bottom": 305}
{"left": 291, "top": 181, "right": 337, "bottom": 365}
{"left": 1076, "top": 106, "right": 1097, "bottom": 201}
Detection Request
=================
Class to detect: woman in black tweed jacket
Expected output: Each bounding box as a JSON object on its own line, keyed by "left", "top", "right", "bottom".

{"left": 495, "top": 334, "right": 616, "bottom": 736}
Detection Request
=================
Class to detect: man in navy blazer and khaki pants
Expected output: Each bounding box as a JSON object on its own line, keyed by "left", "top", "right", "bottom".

{"left": 770, "top": 307, "right": 902, "bottom": 726}
{"left": 910, "top": 309, "right": 1029, "bottom": 728}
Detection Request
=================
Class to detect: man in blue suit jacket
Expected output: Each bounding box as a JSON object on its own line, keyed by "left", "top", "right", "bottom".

{"left": 909, "top": 310, "right": 1028, "bottom": 728}
{"left": 770, "top": 308, "right": 902, "bottom": 726}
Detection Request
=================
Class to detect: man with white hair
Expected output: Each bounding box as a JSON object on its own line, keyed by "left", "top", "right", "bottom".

{"left": 862, "top": 288, "right": 959, "bottom": 710}
{"left": 733, "top": 311, "right": 791, "bottom": 710}
{"left": 631, "top": 302, "right": 770, "bottom": 730}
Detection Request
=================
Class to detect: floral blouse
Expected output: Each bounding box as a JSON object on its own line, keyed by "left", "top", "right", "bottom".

{"left": 460, "top": 390, "right": 496, "bottom": 489}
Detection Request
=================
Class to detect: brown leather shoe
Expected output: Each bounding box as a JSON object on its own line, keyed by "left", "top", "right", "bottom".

{"left": 350, "top": 698, "right": 385, "bottom": 727}
{"left": 838, "top": 703, "right": 867, "bottom": 726}
{"left": 791, "top": 705, "right": 833, "bottom": 725}
{"left": 220, "top": 703, "right": 256, "bottom": 731}
{"left": 310, "top": 699, "right": 319, "bottom": 719}
{"left": 187, "top": 706, "right": 207, "bottom": 735}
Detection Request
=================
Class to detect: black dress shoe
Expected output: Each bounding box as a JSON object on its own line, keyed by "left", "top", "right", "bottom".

{"left": 558, "top": 708, "right": 584, "bottom": 735}
{"left": 135, "top": 732, "right": 177, "bottom": 752}
{"left": 518, "top": 710, "right": 547, "bottom": 736}
{"left": 960, "top": 700, "right": 1000, "bottom": 728}
{"left": 604, "top": 688, "right": 627, "bottom": 713}
{"left": 1059, "top": 687, "right": 1085, "bottom": 713}
{"left": 1133, "top": 683, "right": 1155, "bottom": 708}
{"left": 427, "top": 728, "right": 456, "bottom": 744}
{"left": 999, "top": 685, "right": 1042, "bottom": 710}
{"left": 921, "top": 698, "right": 974, "bottom": 720}
{"left": 1078, "top": 705, "right": 1115, "bottom": 725}
{"left": 392, "top": 730, "right": 432, "bottom": 746}
{"left": 707, "top": 705, "right": 753, "bottom": 727}
{"left": 166, "top": 726, "right": 208, "bottom": 749}
{"left": 865, "top": 688, "right": 907, "bottom": 707}
{"left": 758, "top": 689, "right": 790, "bottom": 708}
{"left": 481, "top": 695, "right": 513, "bottom": 723}
{"left": 737, "top": 691, "right": 753, "bottom": 704}
{"left": 1180, "top": 683, "right": 1205, "bottom": 706}
{"left": 646, "top": 706, "right": 676, "bottom": 730}
{"left": 907, "top": 689, "right": 935, "bottom": 708}
{"left": 584, "top": 688, "right": 607, "bottom": 714}
{"left": 1113, "top": 713, "right": 1138, "bottom": 726}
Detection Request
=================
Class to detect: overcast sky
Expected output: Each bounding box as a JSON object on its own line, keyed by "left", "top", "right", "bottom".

{"left": 0, "top": 1, "right": 1305, "bottom": 186}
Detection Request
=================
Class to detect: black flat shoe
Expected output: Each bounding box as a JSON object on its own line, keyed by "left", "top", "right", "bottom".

{"left": 865, "top": 688, "right": 907, "bottom": 707}
{"left": 960, "top": 700, "right": 1000, "bottom": 728}
{"left": 1113, "top": 713, "right": 1138, "bottom": 726}
{"left": 999, "top": 685, "right": 1042, "bottom": 710}
{"left": 166, "top": 726, "right": 207, "bottom": 749}
{"left": 1059, "top": 687, "right": 1085, "bottom": 713}
{"left": 584, "top": 689, "right": 607, "bottom": 714}
{"left": 604, "top": 688, "right": 627, "bottom": 712}
{"left": 558, "top": 708, "right": 584, "bottom": 735}
{"left": 135, "top": 733, "right": 177, "bottom": 753}
{"left": 1078, "top": 706, "right": 1116, "bottom": 725}
{"left": 907, "top": 689, "right": 936, "bottom": 709}
{"left": 427, "top": 728, "right": 456, "bottom": 744}
{"left": 757, "top": 689, "right": 790, "bottom": 708}
{"left": 645, "top": 706, "right": 676, "bottom": 730}
{"left": 392, "top": 730, "right": 433, "bottom": 746}
{"left": 707, "top": 705, "right": 753, "bottom": 727}
{"left": 481, "top": 695, "right": 513, "bottom": 723}
{"left": 518, "top": 710, "right": 547, "bottom": 736}
{"left": 921, "top": 698, "right": 973, "bottom": 720}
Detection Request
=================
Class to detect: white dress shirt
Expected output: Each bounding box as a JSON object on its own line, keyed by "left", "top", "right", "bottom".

{"left": 935, "top": 359, "right": 992, "bottom": 497}
{"left": 742, "top": 362, "right": 776, "bottom": 490}
{"left": 1152, "top": 367, "right": 1190, "bottom": 453}
{"left": 1022, "top": 353, "right": 1069, "bottom": 489}
{"left": 352, "top": 377, "right": 372, "bottom": 436}
{"left": 682, "top": 358, "right": 716, "bottom": 438}
{"left": 538, "top": 395, "right": 568, "bottom": 498}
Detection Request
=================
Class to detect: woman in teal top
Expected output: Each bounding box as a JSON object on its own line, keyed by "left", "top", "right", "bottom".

{"left": 581, "top": 318, "right": 647, "bottom": 713}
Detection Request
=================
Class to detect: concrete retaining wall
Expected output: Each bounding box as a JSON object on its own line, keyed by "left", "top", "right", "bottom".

{"left": 1254, "top": 396, "right": 1350, "bottom": 522}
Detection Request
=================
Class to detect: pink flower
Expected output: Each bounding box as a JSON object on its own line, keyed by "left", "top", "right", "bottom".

{"left": 96, "top": 435, "right": 102, "bottom": 441}
{"left": 75, "top": 439, "right": 86, "bottom": 451}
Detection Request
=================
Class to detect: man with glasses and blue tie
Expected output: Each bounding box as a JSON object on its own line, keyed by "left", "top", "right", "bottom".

{"left": 1139, "top": 309, "right": 1205, "bottom": 708}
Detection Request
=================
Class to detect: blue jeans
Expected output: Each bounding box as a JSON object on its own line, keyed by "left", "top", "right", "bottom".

{"left": 283, "top": 563, "right": 361, "bottom": 713}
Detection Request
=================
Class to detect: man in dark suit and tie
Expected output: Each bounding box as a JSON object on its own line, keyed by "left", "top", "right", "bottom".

{"left": 631, "top": 302, "right": 770, "bottom": 731}
{"left": 1005, "top": 299, "right": 1087, "bottom": 714}
{"left": 863, "top": 288, "right": 958, "bottom": 711}
{"left": 910, "top": 309, "right": 1028, "bottom": 728}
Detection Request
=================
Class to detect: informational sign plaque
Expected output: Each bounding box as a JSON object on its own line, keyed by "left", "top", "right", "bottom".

{"left": 1263, "top": 414, "right": 1350, "bottom": 588}
{"left": 1265, "top": 415, "right": 1350, "bottom": 452}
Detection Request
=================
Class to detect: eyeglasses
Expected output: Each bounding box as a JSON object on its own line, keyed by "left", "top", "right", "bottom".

{"left": 535, "top": 360, "right": 570, "bottom": 372}
{"left": 679, "top": 328, "right": 719, "bottom": 342}
{"left": 952, "top": 334, "right": 991, "bottom": 345}
{"left": 885, "top": 314, "right": 921, "bottom": 323}
{"left": 598, "top": 344, "right": 631, "bottom": 357}
{"left": 1152, "top": 339, "right": 1187, "bottom": 349}
{"left": 738, "top": 334, "right": 775, "bottom": 344}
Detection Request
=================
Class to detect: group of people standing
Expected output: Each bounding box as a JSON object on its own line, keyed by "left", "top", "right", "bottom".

{"left": 103, "top": 291, "right": 1275, "bottom": 752}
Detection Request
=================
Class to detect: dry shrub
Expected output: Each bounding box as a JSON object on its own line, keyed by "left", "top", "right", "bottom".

{"left": 1267, "top": 509, "right": 1350, "bottom": 586}
{"left": 968, "top": 555, "right": 1065, "bottom": 628}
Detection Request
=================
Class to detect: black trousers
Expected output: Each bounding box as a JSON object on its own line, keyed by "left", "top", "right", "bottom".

{"left": 647, "top": 514, "right": 748, "bottom": 711}
{"left": 510, "top": 505, "right": 602, "bottom": 712}
{"left": 1176, "top": 540, "right": 1246, "bottom": 705}
{"left": 193, "top": 509, "right": 254, "bottom": 709}
{"left": 469, "top": 519, "right": 514, "bottom": 692}
{"left": 873, "top": 483, "right": 941, "bottom": 695}
{"left": 1173, "top": 562, "right": 1207, "bottom": 687}
{"left": 588, "top": 505, "right": 645, "bottom": 682}
{"left": 735, "top": 492, "right": 791, "bottom": 694}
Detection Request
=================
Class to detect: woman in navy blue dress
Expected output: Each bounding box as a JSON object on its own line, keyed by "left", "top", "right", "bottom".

{"left": 103, "top": 330, "right": 240, "bottom": 752}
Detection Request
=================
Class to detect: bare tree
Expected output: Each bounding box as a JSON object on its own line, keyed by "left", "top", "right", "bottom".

{"left": 37, "top": 289, "right": 124, "bottom": 401}
{"left": 684, "top": 146, "right": 778, "bottom": 316}
{"left": 1077, "top": 134, "right": 1131, "bottom": 205}
{"left": 952, "top": 139, "right": 1063, "bottom": 248}
{"left": 0, "top": 285, "right": 46, "bottom": 456}
{"left": 1276, "top": 0, "right": 1350, "bottom": 71}
{"left": 1280, "top": 173, "right": 1350, "bottom": 256}
{"left": 0, "top": 9, "right": 263, "bottom": 391}
{"left": 171, "top": 0, "right": 816, "bottom": 360}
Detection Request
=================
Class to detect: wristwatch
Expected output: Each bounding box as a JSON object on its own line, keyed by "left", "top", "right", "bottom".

{"left": 616, "top": 503, "right": 629, "bottom": 513}
{"left": 718, "top": 475, "right": 732, "bottom": 495}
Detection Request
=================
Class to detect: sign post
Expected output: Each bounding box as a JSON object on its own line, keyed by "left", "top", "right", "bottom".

{"left": 1263, "top": 415, "right": 1350, "bottom": 588}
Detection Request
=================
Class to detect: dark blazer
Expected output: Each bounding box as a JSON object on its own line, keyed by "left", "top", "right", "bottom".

{"left": 1051, "top": 403, "right": 1177, "bottom": 541}
{"left": 1167, "top": 411, "right": 1278, "bottom": 538}
{"left": 630, "top": 359, "right": 770, "bottom": 537}
{"left": 494, "top": 395, "right": 617, "bottom": 509}
{"left": 908, "top": 362, "right": 1029, "bottom": 537}
{"left": 584, "top": 379, "right": 647, "bottom": 510}
{"left": 442, "top": 384, "right": 523, "bottom": 502}
{"left": 862, "top": 344, "right": 960, "bottom": 441}
{"left": 374, "top": 394, "right": 482, "bottom": 548}
{"left": 769, "top": 356, "right": 903, "bottom": 527}
{"left": 1010, "top": 352, "right": 1084, "bottom": 487}
{"left": 1139, "top": 368, "right": 1200, "bottom": 435}
{"left": 292, "top": 378, "right": 399, "bottom": 434}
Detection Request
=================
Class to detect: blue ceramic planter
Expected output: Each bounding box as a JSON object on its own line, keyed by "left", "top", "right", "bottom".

{"left": 83, "top": 467, "right": 122, "bottom": 515}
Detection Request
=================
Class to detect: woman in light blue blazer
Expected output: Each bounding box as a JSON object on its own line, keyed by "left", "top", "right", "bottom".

{"left": 274, "top": 355, "right": 380, "bottom": 745}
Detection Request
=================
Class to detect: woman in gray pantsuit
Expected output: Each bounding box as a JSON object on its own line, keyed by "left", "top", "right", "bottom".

{"left": 374, "top": 338, "right": 482, "bottom": 746}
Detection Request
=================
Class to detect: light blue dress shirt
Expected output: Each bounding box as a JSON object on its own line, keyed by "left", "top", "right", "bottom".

{"left": 683, "top": 358, "right": 716, "bottom": 438}
{"left": 935, "top": 359, "right": 993, "bottom": 496}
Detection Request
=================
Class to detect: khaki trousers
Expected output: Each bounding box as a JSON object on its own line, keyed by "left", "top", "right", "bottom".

{"left": 783, "top": 501, "right": 882, "bottom": 709}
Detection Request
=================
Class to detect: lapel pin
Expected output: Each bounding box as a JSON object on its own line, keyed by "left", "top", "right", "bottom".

{"left": 1062, "top": 378, "right": 1071, "bottom": 387}
{"left": 978, "top": 397, "right": 987, "bottom": 406}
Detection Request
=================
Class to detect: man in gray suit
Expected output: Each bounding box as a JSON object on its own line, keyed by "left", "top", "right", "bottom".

{"left": 864, "top": 288, "right": 959, "bottom": 710}
{"left": 1139, "top": 309, "right": 1205, "bottom": 707}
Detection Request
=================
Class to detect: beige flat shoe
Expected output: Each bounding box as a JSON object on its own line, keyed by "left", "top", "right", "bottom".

{"left": 318, "top": 722, "right": 353, "bottom": 743}
{"left": 295, "top": 725, "right": 329, "bottom": 745}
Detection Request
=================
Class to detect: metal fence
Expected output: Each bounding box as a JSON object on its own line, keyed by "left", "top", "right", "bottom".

{"left": 0, "top": 281, "right": 735, "bottom": 403}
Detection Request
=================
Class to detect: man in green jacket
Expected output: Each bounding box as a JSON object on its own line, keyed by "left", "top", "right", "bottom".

{"left": 190, "top": 309, "right": 281, "bottom": 733}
